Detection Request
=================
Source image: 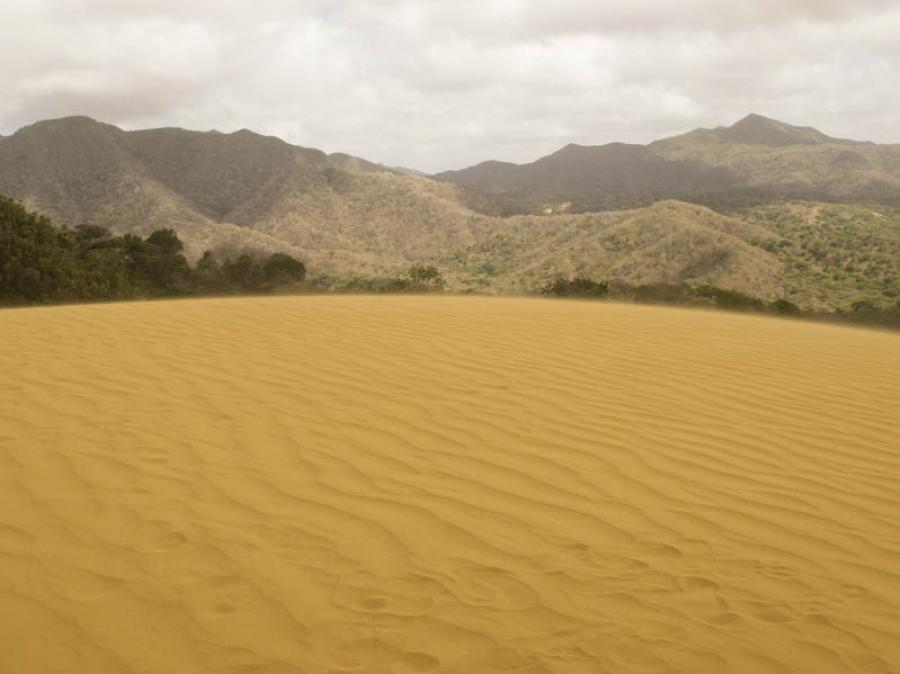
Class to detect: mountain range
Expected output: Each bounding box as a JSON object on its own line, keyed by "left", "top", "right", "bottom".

{"left": 0, "top": 114, "right": 897, "bottom": 308}
{"left": 436, "top": 114, "right": 900, "bottom": 211}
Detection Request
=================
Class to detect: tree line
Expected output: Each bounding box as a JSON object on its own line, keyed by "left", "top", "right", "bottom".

{"left": 0, "top": 196, "right": 306, "bottom": 305}
{"left": 3, "top": 195, "right": 897, "bottom": 328}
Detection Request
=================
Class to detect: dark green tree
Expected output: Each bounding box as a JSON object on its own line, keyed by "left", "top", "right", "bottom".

{"left": 146, "top": 229, "right": 184, "bottom": 255}
{"left": 406, "top": 264, "right": 446, "bottom": 291}
{"left": 541, "top": 277, "right": 609, "bottom": 298}
{"left": 0, "top": 196, "right": 78, "bottom": 303}
{"left": 73, "top": 224, "right": 114, "bottom": 254}
{"left": 695, "top": 285, "right": 766, "bottom": 311}
{"left": 193, "top": 250, "right": 225, "bottom": 291}
{"left": 223, "top": 254, "right": 263, "bottom": 292}
{"left": 770, "top": 298, "right": 800, "bottom": 315}
{"left": 263, "top": 253, "right": 306, "bottom": 288}
{"left": 129, "top": 229, "right": 191, "bottom": 294}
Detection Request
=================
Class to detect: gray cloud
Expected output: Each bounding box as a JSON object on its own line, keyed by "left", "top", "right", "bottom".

{"left": 1, "top": 0, "right": 898, "bottom": 172}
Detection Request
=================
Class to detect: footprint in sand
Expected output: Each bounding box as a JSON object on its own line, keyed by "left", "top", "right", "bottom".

{"left": 796, "top": 597, "right": 836, "bottom": 614}
{"left": 333, "top": 572, "right": 438, "bottom": 617}
{"left": 677, "top": 576, "right": 734, "bottom": 625}
{"left": 183, "top": 573, "right": 299, "bottom": 627}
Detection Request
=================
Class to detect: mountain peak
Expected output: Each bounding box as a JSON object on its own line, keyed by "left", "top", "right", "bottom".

{"left": 724, "top": 113, "right": 849, "bottom": 147}
{"left": 42, "top": 114, "right": 101, "bottom": 124}
{"left": 15, "top": 115, "right": 123, "bottom": 139}
{"left": 734, "top": 112, "right": 774, "bottom": 125}
{"left": 30, "top": 115, "right": 108, "bottom": 128}
{"left": 730, "top": 113, "right": 803, "bottom": 134}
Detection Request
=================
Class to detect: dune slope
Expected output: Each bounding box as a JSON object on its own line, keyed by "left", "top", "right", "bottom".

{"left": 0, "top": 296, "right": 898, "bottom": 673}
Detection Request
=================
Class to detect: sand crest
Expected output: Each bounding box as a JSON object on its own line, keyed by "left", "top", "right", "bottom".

{"left": 1, "top": 296, "right": 898, "bottom": 673}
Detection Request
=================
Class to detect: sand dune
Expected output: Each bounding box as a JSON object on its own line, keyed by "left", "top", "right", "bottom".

{"left": 1, "top": 296, "right": 898, "bottom": 673}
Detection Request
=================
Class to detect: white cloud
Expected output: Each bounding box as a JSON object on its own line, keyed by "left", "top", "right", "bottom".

{"left": 1, "top": 0, "right": 898, "bottom": 172}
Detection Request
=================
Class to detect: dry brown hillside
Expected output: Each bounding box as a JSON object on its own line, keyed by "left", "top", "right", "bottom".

{"left": 433, "top": 201, "right": 783, "bottom": 298}
{"left": 0, "top": 116, "right": 792, "bottom": 300}
{"left": 0, "top": 117, "right": 309, "bottom": 260}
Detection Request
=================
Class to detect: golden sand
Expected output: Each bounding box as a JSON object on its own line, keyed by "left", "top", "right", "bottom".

{"left": 1, "top": 296, "right": 898, "bottom": 674}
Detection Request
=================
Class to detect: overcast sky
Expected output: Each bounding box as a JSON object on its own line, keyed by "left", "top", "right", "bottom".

{"left": 2, "top": 0, "right": 899, "bottom": 172}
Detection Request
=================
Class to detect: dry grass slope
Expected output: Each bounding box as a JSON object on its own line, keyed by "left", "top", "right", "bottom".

{"left": 0, "top": 119, "right": 791, "bottom": 299}
{"left": 1, "top": 296, "right": 898, "bottom": 674}
{"left": 455, "top": 200, "right": 783, "bottom": 298}
{"left": 5, "top": 115, "right": 898, "bottom": 307}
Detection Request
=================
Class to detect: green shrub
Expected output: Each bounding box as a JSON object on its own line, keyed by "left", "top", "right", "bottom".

{"left": 223, "top": 254, "right": 263, "bottom": 292}
{"left": 263, "top": 253, "right": 306, "bottom": 287}
{"left": 695, "top": 285, "right": 766, "bottom": 311}
{"left": 407, "top": 264, "right": 446, "bottom": 291}
{"left": 542, "top": 277, "right": 609, "bottom": 298}
{"left": 770, "top": 298, "right": 800, "bottom": 314}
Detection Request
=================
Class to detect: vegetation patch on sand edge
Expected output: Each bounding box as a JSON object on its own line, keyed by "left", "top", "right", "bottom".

{"left": 3, "top": 195, "right": 898, "bottom": 328}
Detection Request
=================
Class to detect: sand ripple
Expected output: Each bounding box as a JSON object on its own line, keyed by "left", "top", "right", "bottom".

{"left": 0, "top": 296, "right": 898, "bottom": 673}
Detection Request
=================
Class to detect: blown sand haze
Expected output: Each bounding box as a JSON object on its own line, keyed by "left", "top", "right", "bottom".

{"left": 0, "top": 296, "right": 898, "bottom": 673}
